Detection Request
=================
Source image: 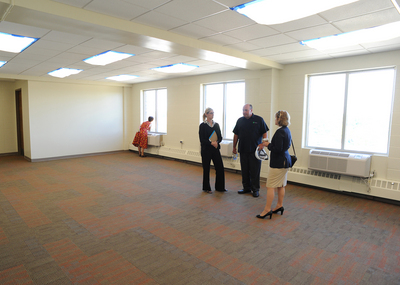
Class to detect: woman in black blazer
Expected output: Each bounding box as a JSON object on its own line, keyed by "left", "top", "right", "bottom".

{"left": 199, "top": 108, "right": 227, "bottom": 194}
{"left": 256, "top": 110, "right": 292, "bottom": 219}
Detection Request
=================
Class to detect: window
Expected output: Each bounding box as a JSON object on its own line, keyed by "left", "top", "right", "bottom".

{"left": 203, "top": 81, "right": 245, "bottom": 140}
{"left": 306, "top": 68, "right": 395, "bottom": 154}
{"left": 143, "top": 88, "right": 167, "bottom": 133}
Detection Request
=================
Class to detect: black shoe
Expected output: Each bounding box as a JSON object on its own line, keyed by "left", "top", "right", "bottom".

{"left": 203, "top": 189, "right": 212, "bottom": 194}
{"left": 256, "top": 210, "right": 272, "bottom": 219}
{"left": 252, "top": 191, "right": 259, "bottom": 197}
{"left": 272, "top": 206, "right": 284, "bottom": 215}
{"left": 238, "top": 189, "right": 251, "bottom": 194}
{"left": 216, "top": 189, "right": 228, "bottom": 192}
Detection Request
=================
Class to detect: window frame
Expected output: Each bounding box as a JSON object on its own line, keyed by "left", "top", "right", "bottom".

{"left": 202, "top": 80, "right": 245, "bottom": 140}
{"left": 304, "top": 67, "right": 396, "bottom": 155}
{"left": 142, "top": 87, "right": 167, "bottom": 134}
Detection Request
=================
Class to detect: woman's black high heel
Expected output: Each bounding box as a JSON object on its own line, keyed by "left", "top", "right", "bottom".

{"left": 272, "top": 207, "right": 284, "bottom": 215}
{"left": 256, "top": 210, "right": 272, "bottom": 219}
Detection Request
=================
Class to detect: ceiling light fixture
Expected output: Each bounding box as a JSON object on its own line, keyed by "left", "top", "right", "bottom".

{"left": 0, "top": 61, "right": 7, "bottom": 68}
{"left": 231, "top": 0, "right": 359, "bottom": 25}
{"left": 83, "top": 50, "right": 134, "bottom": 66}
{"left": 106, "top": 75, "right": 139, "bottom": 81}
{"left": 391, "top": 0, "right": 400, "bottom": 14}
{"left": 48, "top": 68, "right": 83, "bottom": 78}
{"left": 151, "top": 63, "right": 199, "bottom": 73}
{"left": 301, "top": 21, "right": 400, "bottom": 50}
{"left": 0, "top": 32, "right": 38, "bottom": 53}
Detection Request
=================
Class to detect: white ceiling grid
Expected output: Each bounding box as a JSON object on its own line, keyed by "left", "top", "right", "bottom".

{"left": 0, "top": 0, "right": 399, "bottom": 83}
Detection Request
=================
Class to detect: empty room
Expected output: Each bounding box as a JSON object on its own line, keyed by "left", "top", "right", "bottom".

{"left": 1, "top": 0, "right": 400, "bottom": 284}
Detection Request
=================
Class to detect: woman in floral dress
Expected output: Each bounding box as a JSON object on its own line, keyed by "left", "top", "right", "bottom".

{"left": 133, "top": 116, "right": 154, "bottom": 157}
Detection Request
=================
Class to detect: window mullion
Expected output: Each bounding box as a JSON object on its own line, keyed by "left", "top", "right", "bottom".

{"left": 341, "top": 73, "right": 350, "bottom": 151}
{"left": 155, "top": 90, "right": 158, "bottom": 132}
{"left": 223, "top": 83, "right": 227, "bottom": 139}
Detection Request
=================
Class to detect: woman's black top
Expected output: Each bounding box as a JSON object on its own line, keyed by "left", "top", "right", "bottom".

{"left": 199, "top": 122, "right": 222, "bottom": 151}
{"left": 267, "top": 126, "right": 292, "bottom": 168}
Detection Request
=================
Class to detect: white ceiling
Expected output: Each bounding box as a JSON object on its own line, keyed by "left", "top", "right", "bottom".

{"left": 0, "top": 0, "right": 400, "bottom": 84}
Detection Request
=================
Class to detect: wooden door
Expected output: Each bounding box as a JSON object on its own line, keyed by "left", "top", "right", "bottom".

{"left": 15, "top": 89, "right": 24, "bottom": 156}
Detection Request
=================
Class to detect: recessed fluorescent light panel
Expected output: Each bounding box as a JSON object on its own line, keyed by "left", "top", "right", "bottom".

{"left": 301, "top": 21, "right": 400, "bottom": 50}
{"left": 0, "top": 61, "right": 7, "bottom": 68}
{"left": 152, "top": 63, "right": 199, "bottom": 73}
{"left": 83, "top": 50, "right": 134, "bottom": 66}
{"left": 48, "top": 68, "right": 83, "bottom": 78}
{"left": 231, "top": 0, "right": 359, "bottom": 25}
{"left": 0, "top": 32, "right": 38, "bottom": 53}
{"left": 106, "top": 75, "right": 139, "bottom": 81}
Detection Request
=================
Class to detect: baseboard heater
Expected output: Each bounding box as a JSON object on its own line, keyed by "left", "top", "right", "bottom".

{"left": 308, "top": 149, "right": 371, "bottom": 178}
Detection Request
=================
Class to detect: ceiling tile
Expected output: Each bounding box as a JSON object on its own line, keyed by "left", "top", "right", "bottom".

{"left": 186, "top": 59, "right": 217, "bottom": 66}
{"left": 0, "top": 21, "right": 50, "bottom": 38}
{"left": 84, "top": 0, "right": 149, "bottom": 20}
{"left": 319, "top": 0, "right": 395, "bottom": 22}
{"left": 154, "top": 0, "right": 227, "bottom": 22}
{"left": 320, "top": 45, "right": 366, "bottom": 54}
{"left": 54, "top": 52, "right": 91, "bottom": 61}
{"left": 333, "top": 8, "right": 400, "bottom": 32}
{"left": 113, "top": 45, "right": 154, "bottom": 55}
{"left": 285, "top": 24, "right": 342, "bottom": 41}
{"left": 270, "top": 15, "right": 328, "bottom": 33}
{"left": 51, "top": 0, "right": 93, "bottom": 8}
{"left": 223, "top": 24, "right": 279, "bottom": 41}
{"left": 67, "top": 45, "right": 108, "bottom": 56}
{"left": 362, "top": 37, "right": 400, "bottom": 49}
{"left": 122, "top": 0, "right": 172, "bottom": 10}
{"left": 41, "top": 31, "right": 91, "bottom": 45}
{"left": 225, "top": 42, "right": 260, "bottom": 52}
{"left": 6, "top": 57, "right": 41, "bottom": 66}
{"left": 193, "top": 10, "right": 254, "bottom": 33}
{"left": 79, "top": 38, "right": 124, "bottom": 50}
{"left": 21, "top": 47, "right": 62, "bottom": 58}
{"left": 0, "top": 51, "right": 16, "bottom": 61}
{"left": 166, "top": 55, "right": 198, "bottom": 62}
{"left": 170, "top": 23, "right": 218, "bottom": 38}
{"left": 248, "top": 34, "right": 298, "bottom": 48}
{"left": 0, "top": 62, "right": 31, "bottom": 74}
{"left": 201, "top": 34, "right": 242, "bottom": 46}
{"left": 249, "top": 43, "right": 307, "bottom": 57}
{"left": 328, "top": 49, "right": 370, "bottom": 58}
{"left": 29, "top": 39, "right": 76, "bottom": 52}
{"left": 211, "top": 0, "right": 246, "bottom": 8}
{"left": 366, "top": 44, "right": 400, "bottom": 53}
{"left": 133, "top": 10, "right": 187, "bottom": 30}
{"left": 44, "top": 56, "right": 81, "bottom": 65}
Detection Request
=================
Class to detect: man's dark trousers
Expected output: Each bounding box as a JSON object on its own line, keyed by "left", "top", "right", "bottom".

{"left": 240, "top": 152, "right": 261, "bottom": 192}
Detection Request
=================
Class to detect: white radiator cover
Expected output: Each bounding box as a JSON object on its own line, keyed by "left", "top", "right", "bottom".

{"left": 308, "top": 149, "right": 371, "bottom": 178}
{"left": 147, "top": 134, "right": 162, "bottom": 146}
{"left": 220, "top": 140, "right": 233, "bottom": 157}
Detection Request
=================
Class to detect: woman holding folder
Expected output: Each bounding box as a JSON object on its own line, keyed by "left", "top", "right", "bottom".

{"left": 199, "top": 108, "right": 227, "bottom": 194}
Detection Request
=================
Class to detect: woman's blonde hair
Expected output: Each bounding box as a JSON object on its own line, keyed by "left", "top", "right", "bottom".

{"left": 203, "top": 107, "right": 213, "bottom": 121}
{"left": 276, "top": 110, "right": 291, "bottom": 127}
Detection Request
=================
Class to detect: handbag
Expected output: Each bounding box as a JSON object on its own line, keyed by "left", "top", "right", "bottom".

{"left": 132, "top": 131, "right": 140, "bottom": 146}
{"left": 290, "top": 139, "right": 297, "bottom": 167}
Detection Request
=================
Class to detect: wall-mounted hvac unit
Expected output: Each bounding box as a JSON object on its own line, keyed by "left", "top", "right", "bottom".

{"left": 220, "top": 140, "right": 233, "bottom": 157}
{"left": 147, "top": 134, "right": 162, "bottom": 146}
{"left": 308, "top": 150, "right": 371, "bottom": 178}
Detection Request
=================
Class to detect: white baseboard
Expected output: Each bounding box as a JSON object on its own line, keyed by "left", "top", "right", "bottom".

{"left": 130, "top": 145, "right": 400, "bottom": 202}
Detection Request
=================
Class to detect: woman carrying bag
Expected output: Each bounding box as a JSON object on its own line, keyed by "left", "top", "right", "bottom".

{"left": 256, "top": 110, "right": 292, "bottom": 219}
{"left": 133, "top": 116, "right": 154, "bottom": 157}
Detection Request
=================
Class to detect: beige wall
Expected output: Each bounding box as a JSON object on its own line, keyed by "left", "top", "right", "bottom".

{"left": 0, "top": 49, "right": 399, "bottom": 182}
{"left": 0, "top": 81, "right": 17, "bottom": 154}
{"left": 278, "top": 50, "right": 400, "bottom": 181}
{"left": 27, "top": 81, "right": 126, "bottom": 160}
{"left": 129, "top": 69, "right": 274, "bottom": 151}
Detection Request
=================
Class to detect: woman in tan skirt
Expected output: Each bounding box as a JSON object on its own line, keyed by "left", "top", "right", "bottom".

{"left": 256, "top": 110, "right": 292, "bottom": 219}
